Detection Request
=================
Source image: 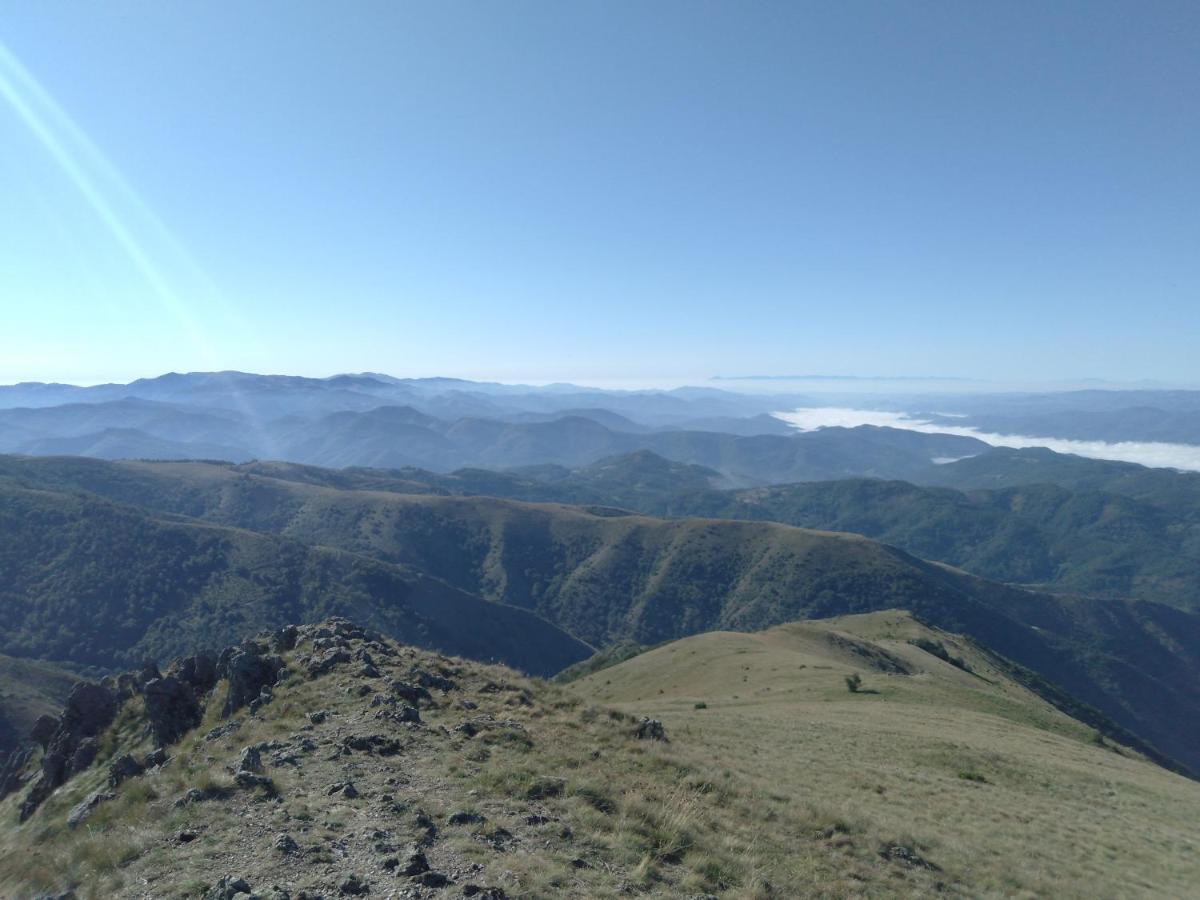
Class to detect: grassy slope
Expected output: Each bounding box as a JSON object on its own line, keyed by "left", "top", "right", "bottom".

{"left": 573, "top": 611, "right": 1200, "bottom": 898}
{"left": 0, "top": 620, "right": 960, "bottom": 899}
{"left": 1, "top": 455, "right": 1197, "bottom": 774}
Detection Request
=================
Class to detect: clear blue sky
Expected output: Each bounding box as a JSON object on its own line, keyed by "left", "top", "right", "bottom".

{"left": 1, "top": 1, "right": 1197, "bottom": 386}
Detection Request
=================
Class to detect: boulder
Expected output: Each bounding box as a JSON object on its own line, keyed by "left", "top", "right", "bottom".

{"left": 143, "top": 674, "right": 204, "bottom": 747}
{"left": 69, "top": 737, "right": 99, "bottom": 774}
{"left": 218, "top": 642, "right": 285, "bottom": 717}
{"left": 67, "top": 789, "right": 114, "bottom": 828}
{"left": 237, "top": 745, "right": 263, "bottom": 774}
{"left": 633, "top": 717, "right": 669, "bottom": 742}
{"left": 108, "top": 753, "right": 145, "bottom": 787}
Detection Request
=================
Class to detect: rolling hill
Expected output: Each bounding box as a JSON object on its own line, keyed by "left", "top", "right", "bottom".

{"left": 1, "top": 454, "right": 1197, "bottom": 774}
{"left": 571, "top": 611, "right": 1200, "bottom": 897}
{"left": 1, "top": 613, "right": 1196, "bottom": 897}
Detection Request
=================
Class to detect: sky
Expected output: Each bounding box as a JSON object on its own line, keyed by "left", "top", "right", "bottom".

{"left": 1, "top": 1, "right": 1198, "bottom": 386}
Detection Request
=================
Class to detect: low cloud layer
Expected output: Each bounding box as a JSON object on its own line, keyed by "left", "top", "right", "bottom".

{"left": 773, "top": 407, "right": 1200, "bottom": 472}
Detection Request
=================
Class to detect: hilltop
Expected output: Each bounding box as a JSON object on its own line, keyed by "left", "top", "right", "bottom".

{"left": 572, "top": 611, "right": 1200, "bottom": 897}
{"left": 2, "top": 614, "right": 1197, "bottom": 898}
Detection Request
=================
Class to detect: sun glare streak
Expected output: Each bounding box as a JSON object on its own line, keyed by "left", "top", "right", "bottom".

{"left": 0, "top": 41, "right": 279, "bottom": 458}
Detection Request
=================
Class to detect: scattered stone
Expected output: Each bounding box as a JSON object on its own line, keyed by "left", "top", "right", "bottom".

{"left": 448, "top": 810, "right": 486, "bottom": 826}
{"left": 880, "top": 842, "right": 940, "bottom": 870}
{"left": 399, "top": 847, "right": 430, "bottom": 876}
{"left": 412, "top": 669, "right": 457, "bottom": 692}
{"left": 308, "top": 648, "right": 352, "bottom": 678}
{"left": 274, "top": 833, "right": 300, "bottom": 854}
{"left": 206, "top": 721, "right": 242, "bottom": 742}
{"left": 633, "top": 717, "right": 669, "bottom": 742}
{"left": 570, "top": 857, "right": 591, "bottom": 869}
{"left": 308, "top": 710, "right": 328, "bottom": 724}
{"left": 339, "top": 875, "right": 369, "bottom": 896}
{"left": 376, "top": 705, "right": 420, "bottom": 726}
{"left": 237, "top": 745, "right": 264, "bottom": 774}
{"left": 235, "top": 770, "right": 274, "bottom": 792}
{"left": 413, "top": 809, "right": 439, "bottom": 843}
{"left": 329, "top": 781, "right": 359, "bottom": 799}
{"left": 462, "top": 888, "right": 507, "bottom": 899}
{"left": 458, "top": 699, "right": 478, "bottom": 711}
{"left": 143, "top": 747, "right": 169, "bottom": 769}
{"left": 67, "top": 789, "right": 114, "bottom": 827}
{"left": 413, "top": 871, "right": 452, "bottom": 888}
{"left": 389, "top": 680, "right": 432, "bottom": 706}
{"left": 108, "top": 753, "right": 145, "bottom": 787}
{"left": 344, "top": 734, "right": 401, "bottom": 756}
{"left": 205, "top": 876, "right": 254, "bottom": 900}
{"left": 177, "top": 830, "right": 200, "bottom": 843}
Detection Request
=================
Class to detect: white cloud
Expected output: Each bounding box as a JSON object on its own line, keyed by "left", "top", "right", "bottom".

{"left": 772, "top": 407, "right": 1200, "bottom": 472}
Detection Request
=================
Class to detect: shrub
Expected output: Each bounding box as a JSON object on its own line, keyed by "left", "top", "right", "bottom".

{"left": 844, "top": 673, "right": 862, "bottom": 693}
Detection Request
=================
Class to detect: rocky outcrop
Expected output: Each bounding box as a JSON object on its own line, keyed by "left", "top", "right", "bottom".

{"left": 19, "top": 682, "right": 120, "bottom": 821}
{"left": 218, "top": 642, "right": 284, "bottom": 717}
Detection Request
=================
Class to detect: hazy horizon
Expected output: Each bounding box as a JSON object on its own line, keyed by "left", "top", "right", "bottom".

{"left": 7, "top": 369, "right": 1200, "bottom": 396}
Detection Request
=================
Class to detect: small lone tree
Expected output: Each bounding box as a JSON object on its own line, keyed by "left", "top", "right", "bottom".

{"left": 845, "top": 673, "right": 862, "bottom": 693}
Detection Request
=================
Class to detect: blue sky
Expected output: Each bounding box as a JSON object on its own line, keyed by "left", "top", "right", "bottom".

{"left": 1, "top": 2, "right": 1197, "bottom": 386}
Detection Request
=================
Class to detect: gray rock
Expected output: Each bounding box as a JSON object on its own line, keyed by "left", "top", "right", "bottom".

{"left": 235, "top": 770, "right": 274, "bottom": 792}
{"left": 205, "top": 876, "right": 255, "bottom": 900}
{"left": 67, "top": 789, "right": 114, "bottom": 827}
{"left": 412, "top": 669, "right": 457, "bottom": 692}
{"left": 108, "top": 753, "right": 145, "bottom": 787}
{"left": 144, "top": 674, "right": 204, "bottom": 746}
{"left": 633, "top": 717, "right": 669, "bottom": 742}
{"left": 69, "top": 737, "right": 99, "bottom": 774}
{"left": 218, "top": 642, "right": 285, "bottom": 717}
{"left": 274, "top": 833, "right": 300, "bottom": 854}
{"left": 399, "top": 847, "right": 429, "bottom": 876}
{"left": 237, "top": 745, "right": 263, "bottom": 774}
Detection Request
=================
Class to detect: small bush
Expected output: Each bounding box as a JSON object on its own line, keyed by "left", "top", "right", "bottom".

{"left": 693, "top": 701, "right": 707, "bottom": 710}
{"left": 844, "top": 673, "right": 862, "bottom": 693}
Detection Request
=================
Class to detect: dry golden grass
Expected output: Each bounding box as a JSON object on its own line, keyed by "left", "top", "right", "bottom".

{"left": 3, "top": 612, "right": 1197, "bottom": 898}
{"left": 573, "top": 610, "right": 1200, "bottom": 898}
